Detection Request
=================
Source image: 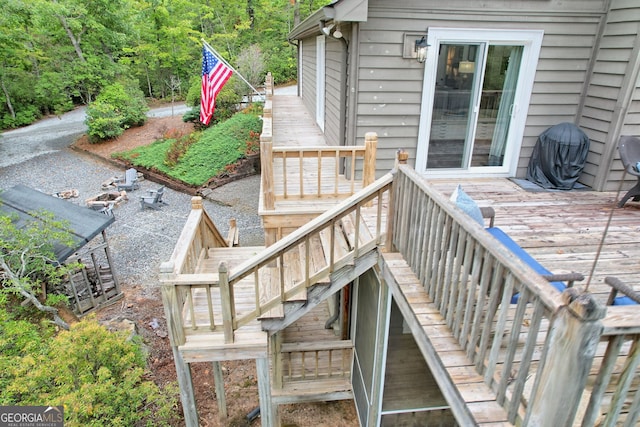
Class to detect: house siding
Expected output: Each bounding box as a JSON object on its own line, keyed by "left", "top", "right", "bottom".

{"left": 301, "top": 37, "right": 317, "bottom": 119}
{"left": 325, "top": 37, "right": 346, "bottom": 146}
{"left": 577, "top": 0, "right": 640, "bottom": 191}
{"left": 354, "top": 0, "right": 607, "bottom": 177}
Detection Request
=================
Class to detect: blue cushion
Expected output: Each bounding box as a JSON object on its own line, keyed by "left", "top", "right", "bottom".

{"left": 450, "top": 185, "right": 484, "bottom": 225}
{"left": 486, "top": 227, "right": 566, "bottom": 303}
{"left": 612, "top": 296, "right": 637, "bottom": 306}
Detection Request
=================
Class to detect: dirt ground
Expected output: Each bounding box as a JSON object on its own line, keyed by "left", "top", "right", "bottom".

{"left": 77, "top": 116, "right": 359, "bottom": 427}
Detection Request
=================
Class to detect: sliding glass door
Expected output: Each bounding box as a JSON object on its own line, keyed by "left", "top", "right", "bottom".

{"left": 416, "top": 29, "right": 543, "bottom": 177}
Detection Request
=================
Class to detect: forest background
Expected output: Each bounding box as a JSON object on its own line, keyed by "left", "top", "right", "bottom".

{"left": 0, "top": 0, "right": 331, "bottom": 130}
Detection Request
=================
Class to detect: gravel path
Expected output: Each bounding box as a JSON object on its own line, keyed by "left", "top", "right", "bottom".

{"left": 0, "top": 139, "right": 264, "bottom": 294}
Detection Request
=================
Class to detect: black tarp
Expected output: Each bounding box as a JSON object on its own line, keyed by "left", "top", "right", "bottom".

{"left": 0, "top": 185, "right": 114, "bottom": 263}
{"left": 526, "top": 122, "right": 590, "bottom": 190}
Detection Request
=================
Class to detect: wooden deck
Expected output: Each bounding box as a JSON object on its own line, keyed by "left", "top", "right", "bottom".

{"left": 260, "top": 93, "right": 376, "bottom": 244}
{"left": 381, "top": 167, "right": 640, "bottom": 426}
{"left": 162, "top": 82, "right": 640, "bottom": 426}
{"left": 425, "top": 178, "right": 640, "bottom": 305}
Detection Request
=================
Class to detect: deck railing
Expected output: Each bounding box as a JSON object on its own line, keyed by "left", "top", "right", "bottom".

{"left": 166, "top": 197, "right": 229, "bottom": 276}
{"left": 160, "top": 173, "right": 392, "bottom": 345}
{"left": 388, "top": 165, "right": 640, "bottom": 426}
{"left": 260, "top": 136, "right": 377, "bottom": 210}
{"left": 259, "top": 79, "right": 377, "bottom": 211}
{"left": 279, "top": 340, "right": 353, "bottom": 383}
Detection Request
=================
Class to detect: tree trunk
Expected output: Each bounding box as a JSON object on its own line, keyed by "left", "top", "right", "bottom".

{"left": 56, "top": 13, "right": 85, "bottom": 62}
{"left": 1, "top": 76, "right": 16, "bottom": 119}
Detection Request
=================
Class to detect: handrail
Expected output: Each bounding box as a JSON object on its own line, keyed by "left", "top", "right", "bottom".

{"left": 161, "top": 173, "right": 392, "bottom": 343}
{"left": 160, "top": 197, "right": 228, "bottom": 276}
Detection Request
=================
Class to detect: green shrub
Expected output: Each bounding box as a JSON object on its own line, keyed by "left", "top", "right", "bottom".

{"left": 0, "top": 313, "right": 178, "bottom": 426}
{"left": 86, "top": 81, "right": 148, "bottom": 143}
{"left": 86, "top": 102, "right": 124, "bottom": 141}
{"left": 116, "top": 109, "right": 262, "bottom": 186}
{"left": 1, "top": 105, "right": 40, "bottom": 129}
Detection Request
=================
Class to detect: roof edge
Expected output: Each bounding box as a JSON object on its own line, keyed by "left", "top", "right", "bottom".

{"left": 288, "top": 0, "right": 368, "bottom": 41}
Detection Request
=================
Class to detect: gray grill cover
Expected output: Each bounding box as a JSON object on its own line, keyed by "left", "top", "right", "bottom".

{"left": 526, "top": 122, "right": 590, "bottom": 190}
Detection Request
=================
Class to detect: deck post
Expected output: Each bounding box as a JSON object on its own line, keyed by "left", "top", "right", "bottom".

{"left": 384, "top": 166, "right": 400, "bottom": 252}
{"left": 173, "top": 349, "right": 199, "bottom": 427}
{"left": 265, "top": 72, "right": 274, "bottom": 99}
{"left": 160, "top": 262, "right": 199, "bottom": 425}
{"left": 363, "top": 132, "right": 377, "bottom": 188}
{"left": 256, "top": 357, "right": 276, "bottom": 427}
{"left": 261, "top": 139, "right": 275, "bottom": 211}
{"left": 219, "top": 261, "right": 235, "bottom": 343}
{"left": 525, "top": 289, "right": 606, "bottom": 426}
{"left": 212, "top": 361, "right": 228, "bottom": 420}
{"left": 271, "top": 332, "right": 283, "bottom": 389}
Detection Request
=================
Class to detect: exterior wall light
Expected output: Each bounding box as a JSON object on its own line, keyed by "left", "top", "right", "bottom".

{"left": 415, "top": 36, "right": 429, "bottom": 63}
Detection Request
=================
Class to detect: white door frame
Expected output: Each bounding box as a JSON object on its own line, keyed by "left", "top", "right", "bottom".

{"left": 316, "top": 35, "right": 326, "bottom": 131}
{"left": 415, "top": 28, "right": 543, "bottom": 178}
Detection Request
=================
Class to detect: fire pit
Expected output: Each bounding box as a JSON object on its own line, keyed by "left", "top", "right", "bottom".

{"left": 85, "top": 191, "right": 128, "bottom": 210}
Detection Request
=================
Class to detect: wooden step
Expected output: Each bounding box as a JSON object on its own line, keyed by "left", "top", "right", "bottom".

{"left": 340, "top": 210, "right": 374, "bottom": 251}
{"left": 205, "top": 246, "right": 264, "bottom": 271}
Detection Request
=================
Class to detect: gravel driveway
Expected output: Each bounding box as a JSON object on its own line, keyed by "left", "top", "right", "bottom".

{"left": 0, "top": 107, "right": 264, "bottom": 293}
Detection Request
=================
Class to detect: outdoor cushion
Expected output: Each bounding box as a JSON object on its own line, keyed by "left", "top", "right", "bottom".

{"left": 450, "top": 184, "right": 484, "bottom": 225}
{"left": 486, "top": 227, "right": 566, "bottom": 303}
{"left": 612, "top": 295, "right": 637, "bottom": 306}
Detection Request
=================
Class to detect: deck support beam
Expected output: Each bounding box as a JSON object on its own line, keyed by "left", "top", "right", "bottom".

{"left": 212, "top": 361, "right": 227, "bottom": 421}
{"left": 257, "top": 357, "right": 276, "bottom": 426}
{"left": 172, "top": 349, "right": 199, "bottom": 427}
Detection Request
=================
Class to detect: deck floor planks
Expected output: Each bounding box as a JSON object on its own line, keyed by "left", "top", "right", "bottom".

{"left": 426, "top": 178, "right": 640, "bottom": 307}
{"left": 383, "top": 251, "right": 510, "bottom": 425}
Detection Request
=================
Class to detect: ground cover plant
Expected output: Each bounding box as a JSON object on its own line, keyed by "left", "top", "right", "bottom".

{"left": 113, "top": 106, "right": 262, "bottom": 186}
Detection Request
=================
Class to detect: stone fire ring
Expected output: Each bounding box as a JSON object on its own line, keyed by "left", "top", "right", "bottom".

{"left": 85, "top": 190, "right": 128, "bottom": 209}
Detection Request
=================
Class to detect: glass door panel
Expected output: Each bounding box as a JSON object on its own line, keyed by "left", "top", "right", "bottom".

{"left": 471, "top": 45, "right": 523, "bottom": 167}
{"left": 427, "top": 43, "right": 480, "bottom": 169}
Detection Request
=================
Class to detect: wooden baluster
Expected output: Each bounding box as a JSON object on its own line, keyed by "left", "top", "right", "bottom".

{"left": 334, "top": 150, "right": 339, "bottom": 195}
{"left": 205, "top": 286, "right": 215, "bottom": 330}
{"left": 317, "top": 150, "right": 322, "bottom": 198}
{"left": 298, "top": 150, "right": 304, "bottom": 197}
{"left": 282, "top": 153, "right": 288, "bottom": 199}
{"left": 350, "top": 149, "right": 356, "bottom": 195}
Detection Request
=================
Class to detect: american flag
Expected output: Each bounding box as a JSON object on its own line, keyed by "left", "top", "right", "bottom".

{"left": 200, "top": 47, "right": 233, "bottom": 125}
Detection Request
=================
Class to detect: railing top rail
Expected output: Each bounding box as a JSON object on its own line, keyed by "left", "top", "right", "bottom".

{"left": 396, "top": 165, "right": 565, "bottom": 313}
{"left": 601, "top": 305, "right": 640, "bottom": 335}
{"left": 159, "top": 206, "right": 203, "bottom": 277}
{"left": 228, "top": 172, "right": 393, "bottom": 283}
{"left": 272, "top": 146, "right": 367, "bottom": 154}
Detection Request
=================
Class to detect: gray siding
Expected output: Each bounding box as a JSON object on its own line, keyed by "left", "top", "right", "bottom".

{"left": 300, "top": 37, "right": 317, "bottom": 119}
{"left": 578, "top": 0, "right": 640, "bottom": 191}
{"left": 325, "top": 37, "right": 347, "bottom": 146}
{"left": 356, "top": 0, "right": 607, "bottom": 176}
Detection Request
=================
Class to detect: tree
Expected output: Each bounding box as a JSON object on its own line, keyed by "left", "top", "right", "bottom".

{"left": 0, "top": 210, "right": 78, "bottom": 330}
{"left": 86, "top": 80, "right": 149, "bottom": 142}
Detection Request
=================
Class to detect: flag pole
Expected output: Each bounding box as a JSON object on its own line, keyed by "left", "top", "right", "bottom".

{"left": 201, "top": 39, "right": 263, "bottom": 97}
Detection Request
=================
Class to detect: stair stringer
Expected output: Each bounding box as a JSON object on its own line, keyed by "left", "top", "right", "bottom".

{"left": 259, "top": 249, "right": 379, "bottom": 333}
